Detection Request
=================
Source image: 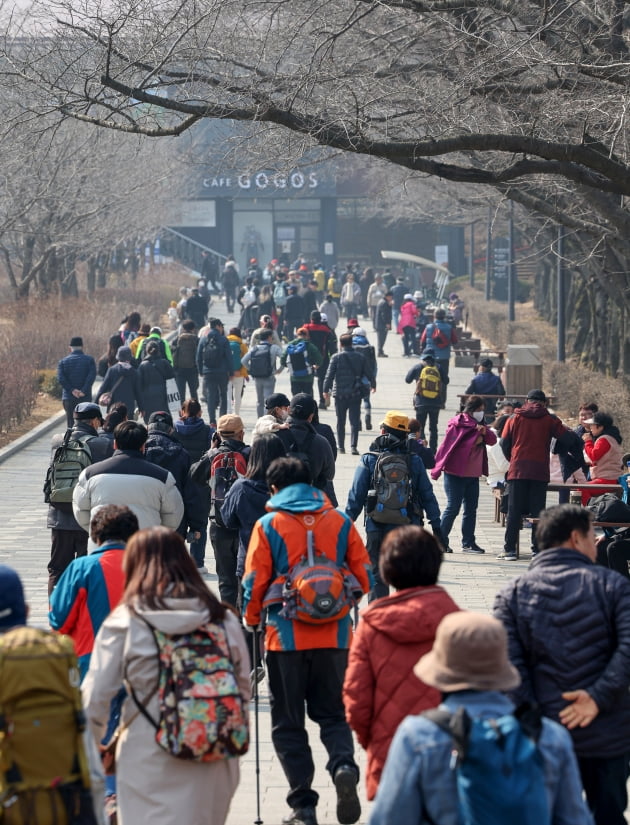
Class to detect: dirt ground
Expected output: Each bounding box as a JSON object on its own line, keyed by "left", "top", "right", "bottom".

{"left": 0, "top": 393, "right": 61, "bottom": 450}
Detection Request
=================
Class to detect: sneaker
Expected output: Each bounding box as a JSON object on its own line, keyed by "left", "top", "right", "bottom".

{"left": 334, "top": 765, "right": 361, "bottom": 825}
{"left": 351, "top": 447, "right": 359, "bottom": 455}
{"left": 282, "top": 808, "right": 318, "bottom": 825}
{"left": 462, "top": 544, "right": 485, "bottom": 554}
{"left": 497, "top": 552, "right": 518, "bottom": 561}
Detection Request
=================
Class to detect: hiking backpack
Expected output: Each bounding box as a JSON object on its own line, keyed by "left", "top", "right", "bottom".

{"left": 416, "top": 364, "right": 442, "bottom": 400}
{"left": 262, "top": 514, "right": 362, "bottom": 624}
{"left": 247, "top": 343, "right": 274, "bottom": 379}
{"left": 43, "top": 430, "right": 93, "bottom": 505}
{"left": 586, "top": 493, "right": 630, "bottom": 524}
{"left": 172, "top": 333, "right": 197, "bottom": 370}
{"left": 596, "top": 528, "right": 630, "bottom": 578}
{"left": 429, "top": 323, "right": 450, "bottom": 349}
{"left": 367, "top": 451, "right": 413, "bottom": 525}
{"left": 423, "top": 705, "right": 549, "bottom": 825}
{"left": 128, "top": 615, "right": 249, "bottom": 763}
{"left": 0, "top": 627, "right": 97, "bottom": 825}
{"left": 202, "top": 334, "right": 223, "bottom": 370}
{"left": 209, "top": 445, "right": 249, "bottom": 524}
{"left": 273, "top": 282, "right": 287, "bottom": 308}
{"left": 229, "top": 340, "right": 242, "bottom": 372}
{"left": 138, "top": 336, "right": 168, "bottom": 362}
{"left": 286, "top": 340, "right": 311, "bottom": 377}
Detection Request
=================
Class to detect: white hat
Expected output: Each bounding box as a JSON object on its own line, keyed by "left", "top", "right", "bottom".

{"left": 352, "top": 327, "right": 366, "bottom": 336}
{"left": 404, "top": 293, "right": 413, "bottom": 301}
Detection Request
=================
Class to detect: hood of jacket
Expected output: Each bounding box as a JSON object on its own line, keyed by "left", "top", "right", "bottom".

{"left": 361, "top": 586, "right": 455, "bottom": 644}
{"left": 145, "top": 429, "right": 184, "bottom": 461}
{"left": 368, "top": 433, "right": 408, "bottom": 453}
{"left": 174, "top": 417, "right": 209, "bottom": 436}
{"left": 601, "top": 425, "right": 623, "bottom": 445}
{"left": 516, "top": 401, "right": 550, "bottom": 419}
{"left": 132, "top": 597, "right": 210, "bottom": 634}
{"left": 266, "top": 482, "right": 330, "bottom": 513}
{"left": 227, "top": 333, "right": 243, "bottom": 345}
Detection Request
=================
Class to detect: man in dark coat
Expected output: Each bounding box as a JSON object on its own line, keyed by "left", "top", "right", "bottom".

{"left": 375, "top": 292, "right": 393, "bottom": 357}
{"left": 196, "top": 318, "right": 233, "bottom": 427}
{"left": 46, "top": 402, "right": 113, "bottom": 594}
{"left": 275, "top": 393, "right": 335, "bottom": 493}
{"left": 494, "top": 503, "right": 630, "bottom": 825}
{"left": 57, "top": 336, "right": 97, "bottom": 426}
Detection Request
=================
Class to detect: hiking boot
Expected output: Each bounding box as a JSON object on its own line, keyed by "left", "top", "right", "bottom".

{"left": 365, "top": 414, "right": 372, "bottom": 430}
{"left": 462, "top": 544, "right": 485, "bottom": 554}
{"left": 334, "top": 765, "right": 361, "bottom": 825}
{"left": 282, "top": 808, "right": 318, "bottom": 825}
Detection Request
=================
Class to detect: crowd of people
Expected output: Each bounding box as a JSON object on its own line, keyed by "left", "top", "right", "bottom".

{"left": 6, "top": 261, "right": 630, "bottom": 825}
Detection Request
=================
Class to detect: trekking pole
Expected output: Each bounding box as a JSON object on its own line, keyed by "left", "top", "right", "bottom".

{"left": 253, "top": 626, "right": 263, "bottom": 825}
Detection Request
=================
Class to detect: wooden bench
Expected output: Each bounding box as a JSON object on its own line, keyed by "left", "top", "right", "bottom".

{"left": 492, "top": 483, "right": 623, "bottom": 525}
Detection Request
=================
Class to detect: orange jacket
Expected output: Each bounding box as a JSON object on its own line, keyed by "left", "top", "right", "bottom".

{"left": 243, "top": 483, "right": 371, "bottom": 651}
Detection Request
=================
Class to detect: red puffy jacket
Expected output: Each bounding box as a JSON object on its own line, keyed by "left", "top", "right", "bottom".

{"left": 343, "top": 585, "right": 460, "bottom": 799}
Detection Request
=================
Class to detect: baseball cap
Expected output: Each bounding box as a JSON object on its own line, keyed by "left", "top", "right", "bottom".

{"left": 217, "top": 414, "right": 244, "bottom": 436}
{"left": 70, "top": 336, "right": 83, "bottom": 347}
{"left": 352, "top": 327, "right": 366, "bottom": 337}
{"left": 527, "top": 389, "right": 547, "bottom": 403}
{"left": 381, "top": 410, "right": 410, "bottom": 433}
{"left": 74, "top": 402, "right": 103, "bottom": 421}
{"left": 289, "top": 393, "right": 318, "bottom": 420}
{"left": 0, "top": 565, "right": 27, "bottom": 630}
{"left": 265, "top": 392, "right": 291, "bottom": 410}
{"left": 148, "top": 411, "right": 173, "bottom": 427}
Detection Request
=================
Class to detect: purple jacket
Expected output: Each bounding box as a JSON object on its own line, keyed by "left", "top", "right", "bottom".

{"left": 431, "top": 413, "right": 496, "bottom": 479}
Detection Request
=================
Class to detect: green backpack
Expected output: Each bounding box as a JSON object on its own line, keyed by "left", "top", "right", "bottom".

{"left": 43, "top": 430, "right": 93, "bottom": 504}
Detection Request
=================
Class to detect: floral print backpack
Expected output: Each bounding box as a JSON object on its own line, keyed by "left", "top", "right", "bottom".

{"left": 127, "top": 614, "right": 249, "bottom": 762}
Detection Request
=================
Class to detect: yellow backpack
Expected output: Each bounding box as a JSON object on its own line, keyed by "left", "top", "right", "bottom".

{"left": 0, "top": 627, "right": 96, "bottom": 825}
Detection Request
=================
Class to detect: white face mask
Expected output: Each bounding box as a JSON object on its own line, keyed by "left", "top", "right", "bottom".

{"left": 277, "top": 409, "right": 289, "bottom": 421}
{"left": 472, "top": 410, "right": 485, "bottom": 422}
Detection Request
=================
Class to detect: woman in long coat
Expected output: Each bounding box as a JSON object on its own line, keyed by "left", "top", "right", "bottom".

{"left": 82, "top": 527, "right": 251, "bottom": 825}
{"left": 138, "top": 340, "right": 175, "bottom": 422}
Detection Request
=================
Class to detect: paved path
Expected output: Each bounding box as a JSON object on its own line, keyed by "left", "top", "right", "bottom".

{"left": 0, "top": 303, "right": 527, "bottom": 825}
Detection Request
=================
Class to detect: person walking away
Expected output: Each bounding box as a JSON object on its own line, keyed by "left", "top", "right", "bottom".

{"left": 323, "top": 333, "right": 374, "bottom": 455}
{"left": 420, "top": 308, "right": 458, "bottom": 405}
{"left": 96, "top": 345, "right": 141, "bottom": 415}
{"left": 46, "top": 402, "right": 114, "bottom": 595}
{"left": 227, "top": 327, "right": 248, "bottom": 415}
{"left": 243, "top": 457, "right": 371, "bottom": 825}
{"left": 390, "top": 277, "right": 407, "bottom": 333}
{"left": 242, "top": 328, "right": 284, "bottom": 417}
{"left": 128, "top": 323, "right": 151, "bottom": 361}
{"left": 137, "top": 327, "right": 173, "bottom": 364}
{"left": 250, "top": 314, "right": 282, "bottom": 348}
{"left": 494, "top": 503, "right": 630, "bottom": 825}
{"left": 201, "top": 250, "right": 221, "bottom": 293}
{"left": 183, "top": 287, "right": 208, "bottom": 330}
{"left": 281, "top": 327, "right": 322, "bottom": 397}
{"left": 327, "top": 270, "right": 342, "bottom": 307}
{"left": 98, "top": 334, "right": 123, "bottom": 379}
{"left": 404, "top": 348, "right": 446, "bottom": 452}
{"left": 367, "top": 275, "right": 385, "bottom": 330}
{"left": 499, "top": 389, "right": 568, "bottom": 560}
{"left": 369, "top": 611, "right": 594, "bottom": 825}
{"left": 173, "top": 398, "right": 214, "bottom": 570}
{"left": 375, "top": 292, "right": 393, "bottom": 357}
{"left": 220, "top": 432, "right": 287, "bottom": 608}
{"left": 58, "top": 336, "right": 97, "bottom": 426}
{"left": 581, "top": 410, "right": 623, "bottom": 503}
{"left": 397, "top": 294, "right": 419, "bottom": 357}
{"left": 343, "top": 526, "right": 460, "bottom": 800}
{"left": 304, "top": 310, "right": 338, "bottom": 409}
{"left": 283, "top": 285, "right": 307, "bottom": 340}
{"left": 358, "top": 267, "right": 374, "bottom": 318}
{"left": 221, "top": 260, "right": 240, "bottom": 313}
{"left": 196, "top": 317, "right": 233, "bottom": 427}
{"left": 465, "top": 358, "right": 506, "bottom": 417}
{"left": 346, "top": 411, "right": 445, "bottom": 601}
{"left": 341, "top": 273, "right": 362, "bottom": 320}
{"left": 190, "top": 414, "right": 250, "bottom": 606}
{"left": 431, "top": 396, "right": 497, "bottom": 554}
{"left": 350, "top": 326, "right": 377, "bottom": 430}
{"left": 275, "top": 393, "right": 336, "bottom": 493}
{"left": 171, "top": 319, "right": 200, "bottom": 402}
{"left": 137, "top": 341, "right": 174, "bottom": 423}
{"left": 82, "top": 527, "right": 250, "bottom": 825}
{"left": 319, "top": 294, "right": 340, "bottom": 331}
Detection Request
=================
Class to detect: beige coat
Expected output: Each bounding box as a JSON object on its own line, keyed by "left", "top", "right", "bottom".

{"left": 82, "top": 599, "right": 251, "bottom": 825}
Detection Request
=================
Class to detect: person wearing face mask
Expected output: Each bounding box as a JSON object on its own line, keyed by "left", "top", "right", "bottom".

{"left": 430, "top": 396, "right": 497, "bottom": 554}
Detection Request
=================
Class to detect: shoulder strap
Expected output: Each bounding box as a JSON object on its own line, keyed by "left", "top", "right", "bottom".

{"left": 423, "top": 706, "right": 471, "bottom": 759}
{"left": 124, "top": 611, "right": 161, "bottom": 731}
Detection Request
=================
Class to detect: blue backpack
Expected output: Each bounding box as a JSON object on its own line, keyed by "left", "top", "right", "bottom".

{"left": 423, "top": 705, "right": 549, "bottom": 825}
{"left": 229, "top": 340, "right": 242, "bottom": 372}
{"left": 286, "top": 340, "right": 311, "bottom": 377}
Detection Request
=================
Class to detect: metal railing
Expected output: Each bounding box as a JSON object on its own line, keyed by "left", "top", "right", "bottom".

{"left": 159, "top": 227, "right": 226, "bottom": 278}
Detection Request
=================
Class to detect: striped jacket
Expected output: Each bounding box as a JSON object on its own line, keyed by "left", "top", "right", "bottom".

{"left": 243, "top": 483, "right": 371, "bottom": 651}
{"left": 49, "top": 542, "right": 126, "bottom": 680}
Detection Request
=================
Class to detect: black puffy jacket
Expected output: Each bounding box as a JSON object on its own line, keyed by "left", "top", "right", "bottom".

{"left": 494, "top": 547, "right": 630, "bottom": 757}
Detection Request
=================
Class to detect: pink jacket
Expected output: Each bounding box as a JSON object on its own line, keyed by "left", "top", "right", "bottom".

{"left": 431, "top": 413, "right": 496, "bottom": 479}
{"left": 397, "top": 300, "right": 418, "bottom": 333}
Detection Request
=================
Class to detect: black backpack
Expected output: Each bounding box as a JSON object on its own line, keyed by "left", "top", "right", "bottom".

{"left": 596, "top": 529, "right": 630, "bottom": 579}
{"left": 248, "top": 344, "right": 274, "bottom": 378}
{"left": 586, "top": 493, "right": 630, "bottom": 524}
{"left": 202, "top": 335, "right": 223, "bottom": 370}
{"left": 172, "top": 334, "right": 197, "bottom": 370}
{"left": 139, "top": 336, "right": 167, "bottom": 361}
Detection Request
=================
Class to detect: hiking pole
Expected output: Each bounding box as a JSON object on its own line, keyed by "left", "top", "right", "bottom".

{"left": 253, "top": 625, "right": 263, "bottom": 825}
